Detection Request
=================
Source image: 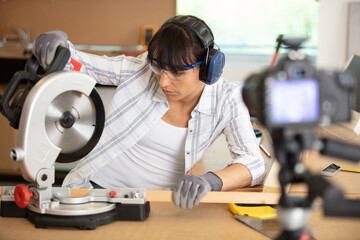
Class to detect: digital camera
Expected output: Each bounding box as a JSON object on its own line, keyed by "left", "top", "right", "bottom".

{"left": 242, "top": 38, "right": 354, "bottom": 129}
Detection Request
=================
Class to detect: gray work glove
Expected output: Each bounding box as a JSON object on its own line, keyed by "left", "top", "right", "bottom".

{"left": 173, "top": 172, "right": 223, "bottom": 209}
{"left": 33, "top": 30, "right": 68, "bottom": 70}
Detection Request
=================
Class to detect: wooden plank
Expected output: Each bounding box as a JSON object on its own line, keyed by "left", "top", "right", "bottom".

{"left": 0, "top": 187, "right": 280, "bottom": 204}
{"left": 1, "top": 187, "right": 359, "bottom": 205}
{"left": 69, "top": 189, "right": 281, "bottom": 204}
{"left": 146, "top": 190, "right": 281, "bottom": 204}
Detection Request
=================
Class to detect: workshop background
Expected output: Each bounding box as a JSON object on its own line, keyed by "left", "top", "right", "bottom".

{"left": 0, "top": 0, "right": 359, "bottom": 182}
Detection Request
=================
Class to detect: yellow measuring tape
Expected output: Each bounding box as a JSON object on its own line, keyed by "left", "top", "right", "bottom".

{"left": 341, "top": 166, "right": 360, "bottom": 173}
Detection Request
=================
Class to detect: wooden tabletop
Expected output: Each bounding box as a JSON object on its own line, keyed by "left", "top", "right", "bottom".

{"left": 0, "top": 201, "right": 359, "bottom": 240}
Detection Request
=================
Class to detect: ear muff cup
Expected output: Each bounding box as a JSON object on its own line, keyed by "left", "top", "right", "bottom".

{"left": 162, "top": 15, "right": 226, "bottom": 85}
{"left": 200, "top": 49, "right": 225, "bottom": 85}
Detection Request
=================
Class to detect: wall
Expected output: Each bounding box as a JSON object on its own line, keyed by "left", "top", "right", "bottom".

{"left": 0, "top": 0, "right": 175, "bottom": 45}
{"left": 317, "top": 0, "right": 360, "bottom": 69}
{"left": 1, "top": 0, "right": 358, "bottom": 73}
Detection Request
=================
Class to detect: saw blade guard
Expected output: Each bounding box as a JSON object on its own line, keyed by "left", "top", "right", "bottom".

{"left": 11, "top": 71, "right": 105, "bottom": 185}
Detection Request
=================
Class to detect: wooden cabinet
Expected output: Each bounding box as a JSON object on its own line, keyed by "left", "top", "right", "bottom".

{"left": 0, "top": 85, "right": 21, "bottom": 175}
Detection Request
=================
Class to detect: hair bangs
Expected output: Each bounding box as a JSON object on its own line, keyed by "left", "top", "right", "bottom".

{"left": 148, "top": 24, "right": 204, "bottom": 72}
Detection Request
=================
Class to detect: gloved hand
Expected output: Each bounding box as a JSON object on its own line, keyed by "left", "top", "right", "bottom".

{"left": 173, "top": 172, "right": 223, "bottom": 209}
{"left": 33, "top": 30, "right": 68, "bottom": 69}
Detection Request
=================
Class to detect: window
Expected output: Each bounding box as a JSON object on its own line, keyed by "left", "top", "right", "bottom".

{"left": 177, "top": 0, "right": 319, "bottom": 60}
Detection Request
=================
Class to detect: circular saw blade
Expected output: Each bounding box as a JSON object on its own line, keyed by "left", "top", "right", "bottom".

{"left": 45, "top": 90, "right": 97, "bottom": 154}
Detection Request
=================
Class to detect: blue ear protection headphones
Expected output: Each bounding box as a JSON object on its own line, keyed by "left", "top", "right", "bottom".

{"left": 163, "top": 15, "right": 225, "bottom": 85}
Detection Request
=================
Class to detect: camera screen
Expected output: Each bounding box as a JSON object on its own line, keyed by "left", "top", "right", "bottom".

{"left": 269, "top": 79, "right": 320, "bottom": 125}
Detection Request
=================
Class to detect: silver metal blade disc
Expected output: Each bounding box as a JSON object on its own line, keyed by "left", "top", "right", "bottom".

{"left": 45, "top": 91, "right": 97, "bottom": 154}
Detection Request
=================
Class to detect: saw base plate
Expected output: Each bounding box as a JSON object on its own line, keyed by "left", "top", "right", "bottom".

{"left": 1, "top": 200, "right": 150, "bottom": 230}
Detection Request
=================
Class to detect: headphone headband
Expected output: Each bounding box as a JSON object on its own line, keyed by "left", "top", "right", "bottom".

{"left": 163, "top": 15, "right": 214, "bottom": 48}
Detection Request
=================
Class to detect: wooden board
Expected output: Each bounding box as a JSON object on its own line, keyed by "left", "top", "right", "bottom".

{"left": 69, "top": 188, "right": 281, "bottom": 204}
{"left": 146, "top": 190, "right": 281, "bottom": 204}
{"left": 1, "top": 186, "right": 359, "bottom": 209}
{"left": 0, "top": 186, "right": 282, "bottom": 204}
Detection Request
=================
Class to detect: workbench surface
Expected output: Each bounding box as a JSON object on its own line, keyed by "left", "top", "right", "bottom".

{"left": 1, "top": 201, "right": 360, "bottom": 240}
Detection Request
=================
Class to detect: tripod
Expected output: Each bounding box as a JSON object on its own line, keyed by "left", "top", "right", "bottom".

{"left": 271, "top": 129, "right": 360, "bottom": 240}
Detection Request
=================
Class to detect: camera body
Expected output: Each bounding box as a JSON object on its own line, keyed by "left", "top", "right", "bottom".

{"left": 242, "top": 41, "right": 354, "bottom": 130}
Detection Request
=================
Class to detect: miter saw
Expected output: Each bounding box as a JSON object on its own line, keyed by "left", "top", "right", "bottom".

{"left": 0, "top": 47, "right": 150, "bottom": 229}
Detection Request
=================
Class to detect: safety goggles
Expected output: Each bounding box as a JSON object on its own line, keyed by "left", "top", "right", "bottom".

{"left": 148, "top": 58, "right": 203, "bottom": 80}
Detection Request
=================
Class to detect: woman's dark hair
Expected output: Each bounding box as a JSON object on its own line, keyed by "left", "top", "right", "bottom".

{"left": 147, "top": 15, "right": 213, "bottom": 73}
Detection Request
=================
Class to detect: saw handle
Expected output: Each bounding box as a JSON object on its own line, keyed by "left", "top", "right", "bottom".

{"left": 44, "top": 46, "right": 71, "bottom": 74}
{"left": 0, "top": 71, "right": 39, "bottom": 128}
{"left": 25, "top": 45, "right": 71, "bottom": 75}
{"left": 0, "top": 46, "right": 71, "bottom": 129}
{"left": 24, "top": 54, "right": 41, "bottom": 75}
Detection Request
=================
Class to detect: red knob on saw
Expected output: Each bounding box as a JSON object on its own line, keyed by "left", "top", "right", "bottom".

{"left": 14, "top": 184, "right": 33, "bottom": 208}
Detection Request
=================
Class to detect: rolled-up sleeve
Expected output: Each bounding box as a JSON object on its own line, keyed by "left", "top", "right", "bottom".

{"left": 222, "top": 84, "right": 266, "bottom": 186}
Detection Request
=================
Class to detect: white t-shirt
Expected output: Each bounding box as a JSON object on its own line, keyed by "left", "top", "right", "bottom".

{"left": 91, "top": 119, "right": 187, "bottom": 190}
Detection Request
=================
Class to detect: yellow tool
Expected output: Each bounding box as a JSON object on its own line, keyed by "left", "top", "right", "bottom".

{"left": 341, "top": 166, "right": 360, "bottom": 173}
{"left": 229, "top": 203, "right": 277, "bottom": 220}
{"left": 230, "top": 203, "right": 281, "bottom": 239}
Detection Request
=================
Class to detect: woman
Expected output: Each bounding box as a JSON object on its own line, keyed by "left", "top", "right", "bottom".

{"left": 33, "top": 15, "right": 265, "bottom": 209}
